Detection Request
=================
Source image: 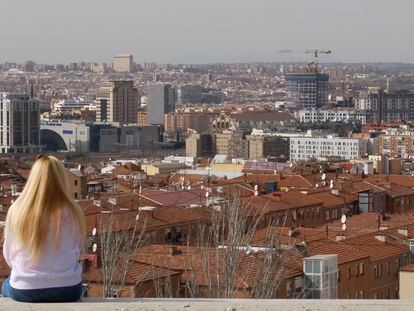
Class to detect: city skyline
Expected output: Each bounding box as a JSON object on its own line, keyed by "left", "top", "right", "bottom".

{"left": 1, "top": 0, "right": 414, "bottom": 64}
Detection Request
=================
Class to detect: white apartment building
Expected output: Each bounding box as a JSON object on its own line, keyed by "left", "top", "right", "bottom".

{"left": 0, "top": 92, "right": 41, "bottom": 154}
{"left": 112, "top": 54, "right": 133, "bottom": 72}
{"left": 296, "top": 109, "right": 356, "bottom": 123}
{"left": 53, "top": 100, "right": 96, "bottom": 113}
{"left": 290, "top": 136, "right": 367, "bottom": 161}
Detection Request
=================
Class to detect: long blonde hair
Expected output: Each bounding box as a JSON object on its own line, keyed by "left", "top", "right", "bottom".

{"left": 5, "top": 155, "right": 86, "bottom": 262}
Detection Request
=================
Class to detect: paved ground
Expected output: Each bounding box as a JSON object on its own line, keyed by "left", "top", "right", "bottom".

{"left": 2, "top": 298, "right": 414, "bottom": 311}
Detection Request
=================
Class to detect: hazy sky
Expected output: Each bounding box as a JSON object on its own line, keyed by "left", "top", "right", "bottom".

{"left": 1, "top": 0, "right": 413, "bottom": 64}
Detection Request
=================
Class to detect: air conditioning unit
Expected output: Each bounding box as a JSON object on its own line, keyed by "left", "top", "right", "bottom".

{"left": 93, "top": 200, "right": 101, "bottom": 207}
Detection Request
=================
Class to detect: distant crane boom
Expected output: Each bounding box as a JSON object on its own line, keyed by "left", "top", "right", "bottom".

{"left": 305, "top": 49, "right": 332, "bottom": 58}
{"left": 277, "top": 49, "right": 332, "bottom": 71}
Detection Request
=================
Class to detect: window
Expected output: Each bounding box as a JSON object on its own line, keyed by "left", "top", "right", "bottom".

{"left": 347, "top": 266, "right": 351, "bottom": 279}
{"left": 164, "top": 228, "right": 172, "bottom": 242}
{"left": 359, "top": 263, "right": 364, "bottom": 276}
{"left": 286, "top": 282, "right": 292, "bottom": 298}
{"left": 74, "top": 180, "right": 78, "bottom": 186}
{"left": 374, "top": 265, "right": 378, "bottom": 278}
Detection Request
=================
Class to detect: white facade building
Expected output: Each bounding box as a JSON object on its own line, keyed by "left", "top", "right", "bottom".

{"left": 0, "top": 92, "right": 41, "bottom": 154}
{"left": 40, "top": 120, "right": 90, "bottom": 152}
{"left": 296, "top": 109, "right": 356, "bottom": 123}
{"left": 53, "top": 99, "right": 96, "bottom": 113}
{"left": 290, "top": 136, "right": 367, "bottom": 161}
{"left": 112, "top": 54, "right": 133, "bottom": 72}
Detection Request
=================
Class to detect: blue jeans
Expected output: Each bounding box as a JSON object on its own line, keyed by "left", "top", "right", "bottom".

{"left": 2, "top": 277, "right": 82, "bottom": 302}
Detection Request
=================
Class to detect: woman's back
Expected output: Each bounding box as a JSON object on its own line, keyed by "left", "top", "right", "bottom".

{"left": 3, "top": 207, "right": 82, "bottom": 290}
{"left": 2, "top": 155, "right": 85, "bottom": 302}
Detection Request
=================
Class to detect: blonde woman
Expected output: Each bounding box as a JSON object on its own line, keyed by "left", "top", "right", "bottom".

{"left": 2, "top": 155, "right": 85, "bottom": 302}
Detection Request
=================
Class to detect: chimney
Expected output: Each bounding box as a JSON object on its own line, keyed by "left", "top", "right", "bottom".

{"left": 170, "top": 246, "right": 179, "bottom": 256}
{"left": 296, "top": 242, "right": 307, "bottom": 257}
{"left": 331, "top": 189, "right": 339, "bottom": 196}
{"left": 272, "top": 192, "right": 282, "bottom": 201}
{"left": 398, "top": 229, "right": 409, "bottom": 237}
{"left": 336, "top": 181, "right": 344, "bottom": 191}
{"left": 375, "top": 234, "right": 386, "bottom": 242}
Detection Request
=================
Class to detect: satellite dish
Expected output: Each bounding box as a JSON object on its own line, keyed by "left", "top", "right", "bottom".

{"left": 187, "top": 185, "right": 192, "bottom": 190}
{"left": 341, "top": 223, "right": 347, "bottom": 231}
{"left": 205, "top": 191, "right": 210, "bottom": 198}
{"left": 92, "top": 243, "right": 97, "bottom": 253}
{"left": 136, "top": 214, "right": 140, "bottom": 221}
{"left": 341, "top": 214, "right": 347, "bottom": 224}
{"left": 254, "top": 185, "right": 258, "bottom": 191}
{"left": 92, "top": 227, "right": 97, "bottom": 236}
{"left": 330, "top": 183, "right": 334, "bottom": 189}
{"left": 321, "top": 173, "right": 326, "bottom": 181}
{"left": 290, "top": 162, "right": 293, "bottom": 168}
{"left": 316, "top": 183, "right": 319, "bottom": 188}
{"left": 254, "top": 190, "right": 259, "bottom": 196}
{"left": 274, "top": 170, "right": 277, "bottom": 175}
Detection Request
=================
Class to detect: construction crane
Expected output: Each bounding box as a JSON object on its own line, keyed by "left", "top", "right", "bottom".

{"left": 277, "top": 49, "right": 332, "bottom": 71}
{"left": 305, "top": 49, "right": 332, "bottom": 58}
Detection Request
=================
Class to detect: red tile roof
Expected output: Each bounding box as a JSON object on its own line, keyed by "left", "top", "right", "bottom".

{"left": 400, "top": 264, "right": 414, "bottom": 272}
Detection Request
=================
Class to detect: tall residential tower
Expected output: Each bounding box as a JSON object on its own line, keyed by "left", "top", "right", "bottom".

{"left": 0, "top": 92, "right": 41, "bottom": 153}
{"left": 285, "top": 66, "right": 329, "bottom": 109}
{"left": 147, "top": 84, "right": 176, "bottom": 126}
{"left": 95, "top": 81, "right": 140, "bottom": 124}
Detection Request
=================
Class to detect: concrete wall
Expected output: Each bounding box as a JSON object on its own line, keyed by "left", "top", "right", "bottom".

{"left": 400, "top": 271, "right": 414, "bottom": 299}
{"left": 2, "top": 298, "right": 414, "bottom": 311}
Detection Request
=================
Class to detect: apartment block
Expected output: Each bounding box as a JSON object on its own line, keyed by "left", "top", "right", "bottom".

{"left": 296, "top": 109, "right": 356, "bottom": 123}
{"left": 290, "top": 137, "right": 367, "bottom": 161}
{"left": 112, "top": 53, "right": 134, "bottom": 72}
{"left": 185, "top": 133, "right": 214, "bottom": 158}
{"left": 0, "top": 92, "right": 41, "bottom": 154}
{"left": 247, "top": 135, "right": 290, "bottom": 161}
{"left": 354, "top": 88, "right": 414, "bottom": 124}
{"left": 285, "top": 68, "right": 329, "bottom": 109}
{"left": 95, "top": 81, "right": 140, "bottom": 123}
{"left": 147, "top": 84, "right": 176, "bottom": 126}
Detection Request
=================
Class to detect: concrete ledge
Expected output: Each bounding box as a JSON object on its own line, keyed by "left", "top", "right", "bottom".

{"left": 2, "top": 298, "right": 414, "bottom": 311}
